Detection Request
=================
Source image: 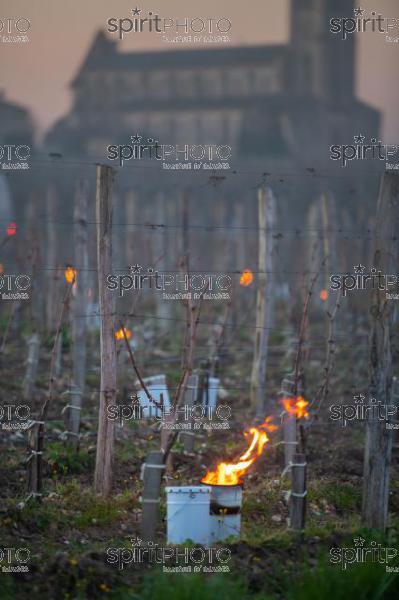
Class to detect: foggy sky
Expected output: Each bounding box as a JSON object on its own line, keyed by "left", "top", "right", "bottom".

{"left": 1, "top": 0, "right": 398, "bottom": 142}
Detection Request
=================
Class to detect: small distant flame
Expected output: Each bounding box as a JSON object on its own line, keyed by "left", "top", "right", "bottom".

{"left": 239, "top": 269, "right": 254, "bottom": 287}
{"left": 201, "top": 416, "right": 278, "bottom": 486}
{"left": 6, "top": 222, "right": 16, "bottom": 236}
{"left": 115, "top": 327, "right": 132, "bottom": 341}
{"left": 0, "top": 263, "right": 3, "bottom": 274}
{"left": 320, "top": 289, "right": 328, "bottom": 301}
{"left": 281, "top": 396, "right": 309, "bottom": 420}
{"left": 64, "top": 266, "right": 77, "bottom": 284}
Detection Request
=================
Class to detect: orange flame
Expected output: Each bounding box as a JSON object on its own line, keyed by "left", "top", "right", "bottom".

{"left": 281, "top": 396, "right": 309, "bottom": 420}
{"left": 115, "top": 327, "right": 132, "bottom": 341}
{"left": 64, "top": 266, "right": 77, "bottom": 284}
{"left": 320, "top": 289, "right": 328, "bottom": 301}
{"left": 0, "top": 264, "right": 4, "bottom": 275}
{"left": 201, "top": 416, "right": 278, "bottom": 486}
{"left": 239, "top": 268, "right": 254, "bottom": 287}
{"left": 6, "top": 222, "right": 16, "bottom": 236}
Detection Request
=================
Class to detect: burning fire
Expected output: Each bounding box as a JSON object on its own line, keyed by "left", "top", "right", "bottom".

{"left": 239, "top": 268, "right": 254, "bottom": 287}
{"left": 6, "top": 222, "right": 17, "bottom": 236}
{"left": 281, "top": 396, "right": 309, "bottom": 420}
{"left": 319, "top": 289, "right": 328, "bottom": 301}
{"left": 201, "top": 417, "right": 278, "bottom": 486}
{"left": 115, "top": 327, "right": 132, "bottom": 341}
{"left": 64, "top": 265, "right": 77, "bottom": 284}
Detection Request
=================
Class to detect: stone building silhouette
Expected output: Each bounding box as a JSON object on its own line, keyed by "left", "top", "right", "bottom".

{"left": 0, "top": 92, "right": 35, "bottom": 227}
{"left": 46, "top": 0, "right": 379, "bottom": 172}
{"left": 43, "top": 0, "right": 383, "bottom": 305}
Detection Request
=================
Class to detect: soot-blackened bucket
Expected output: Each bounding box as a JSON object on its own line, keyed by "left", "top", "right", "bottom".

{"left": 208, "top": 484, "right": 242, "bottom": 542}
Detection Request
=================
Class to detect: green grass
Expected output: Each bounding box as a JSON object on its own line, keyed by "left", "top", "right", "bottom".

{"left": 285, "top": 560, "right": 398, "bottom": 600}
{"left": 0, "top": 575, "right": 18, "bottom": 600}
{"left": 130, "top": 572, "right": 264, "bottom": 600}
{"left": 109, "top": 557, "right": 399, "bottom": 600}
{"left": 46, "top": 442, "right": 94, "bottom": 476}
{"left": 5, "top": 479, "right": 137, "bottom": 534}
{"left": 116, "top": 438, "right": 146, "bottom": 463}
{"left": 2, "top": 531, "right": 399, "bottom": 599}
{"left": 309, "top": 479, "right": 361, "bottom": 512}
{"left": 56, "top": 480, "right": 137, "bottom": 528}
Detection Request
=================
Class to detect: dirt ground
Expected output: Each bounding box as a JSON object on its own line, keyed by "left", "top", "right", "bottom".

{"left": 1, "top": 324, "right": 398, "bottom": 599}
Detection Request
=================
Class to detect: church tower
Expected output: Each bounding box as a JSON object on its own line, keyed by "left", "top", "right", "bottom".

{"left": 289, "top": 0, "right": 355, "bottom": 104}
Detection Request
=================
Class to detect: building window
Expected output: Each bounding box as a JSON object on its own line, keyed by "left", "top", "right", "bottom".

{"left": 148, "top": 71, "right": 171, "bottom": 100}
{"left": 252, "top": 66, "right": 279, "bottom": 94}
{"left": 147, "top": 113, "right": 170, "bottom": 142}
{"left": 175, "top": 70, "right": 197, "bottom": 98}
{"left": 200, "top": 111, "right": 224, "bottom": 144}
{"left": 200, "top": 69, "right": 223, "bottom": 97}
{"left": 226, "top": 68, "right": 250, "bottom": 96}
{"left": 126, "top": 72, "right": 146, "bottom": 100}
{"left": 175, "top": 112, "right": 199, "bottom": 144}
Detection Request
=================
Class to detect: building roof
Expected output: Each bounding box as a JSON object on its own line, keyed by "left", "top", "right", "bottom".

{"left": 72, "top": 31, "right": 287, "bottom": 86}
{"left": 0, "top": 91, "right": 31, "bottom": 118}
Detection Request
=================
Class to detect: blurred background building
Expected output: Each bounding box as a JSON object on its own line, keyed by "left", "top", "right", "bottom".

{"left": 0, "top": 91, "right": 35, "bottom": 225}
{"left": 46, "top": 0, "right": 379, "bottom": 171}
{"left": 0, "top": 0, "right": 384, "bottom": 280}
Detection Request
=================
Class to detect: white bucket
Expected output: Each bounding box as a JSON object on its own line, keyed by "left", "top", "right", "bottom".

{"left": 136, "top": 374, "right": 170, "bottom": 418}
{"left": 166, "top": 486, "right": 212, "bottom": 545}
{"left": 208, "top": 485, "right": 242, "bottom": 542}
{"left": 202, "top": 376, "right": 220, "bottom": 411}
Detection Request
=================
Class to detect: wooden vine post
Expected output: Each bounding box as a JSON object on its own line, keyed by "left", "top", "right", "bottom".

{"left": 94, "top": 165, "right": 117, "bottom": 496}
{"left": 22, "top": 333, "right": 40, "bottom": 401}
{"left": 179, "top": 374, "right": 199, "bottom": 454}
{"left": 155, "top": 191, "right": 171, "bottom": 332}
{"left": 68, "top": 180, "right": 89, "bottom": 446}
{"left": 362, "top": 172, "right": 399, "bottom": 529}
{"left": 279, "top": 375, "right": 297, "bottom": 469}
{"left": 45, "top": 183, "right": 59, "bottom": 332}
{"left": 250, "top": 186, "right": 276, "bottom": 416}
{"left": 181, "top": 189, "right": 189, "bottom": 266}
